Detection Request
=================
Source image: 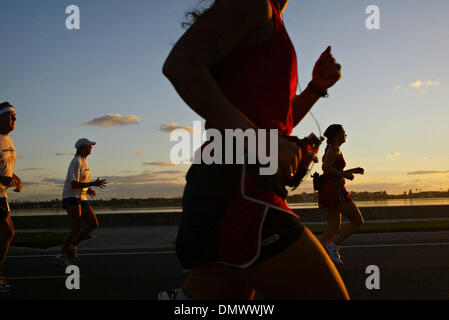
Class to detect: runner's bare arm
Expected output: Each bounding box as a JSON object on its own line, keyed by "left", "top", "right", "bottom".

{"left": 12, "top": 174, "right": 22, "bottom": 192}
{"left": 346, "top": 167, "right": 365, "bottom": 175}
{"left": 291, "top": 86, "right": 322, "bottom": 127}
{"left": 163, "top": 0, "right": 301, "bottom": 179}
{"left": 71, "top": 178, "right": 107, "bottom": 189}
{"left": 0, "top": 174, "right": 20, "bottom": 188}
{"left": 0, "top": 175, "right": 12, "bottom": 187}
{"left": 292, "top": 46, "right": 342, "bottom": 127}
{"left": 322, "top": 147, "right": 338, "bottom": 174}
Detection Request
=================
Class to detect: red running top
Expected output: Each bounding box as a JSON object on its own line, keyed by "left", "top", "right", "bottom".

{"left": 206, "top": 0, "right": 298, "bottom": 136}
{"left": 331, "top": 154, "right": 347, "bottom": 171}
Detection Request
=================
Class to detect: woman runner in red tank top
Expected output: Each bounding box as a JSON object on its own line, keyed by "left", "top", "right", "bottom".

{"left": 160, "top": 0, "right": 348, "bottom": 300}
{"left": 318, "top": 124, "right": 365, "bottom": 265}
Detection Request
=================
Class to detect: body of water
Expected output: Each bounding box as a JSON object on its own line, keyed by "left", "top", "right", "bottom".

{"left": 288, "top": 197, "right": 449, "bottom": 210}
{"left": 10, "top": 198, "right": 449, "bottom": 217}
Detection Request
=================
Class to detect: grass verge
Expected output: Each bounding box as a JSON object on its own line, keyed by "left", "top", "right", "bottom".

{"left": 11, "top": 232, "right": 66, "bottom": 249}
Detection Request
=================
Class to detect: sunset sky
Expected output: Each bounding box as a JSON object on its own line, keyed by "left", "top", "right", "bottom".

{"left": 1, "top": 0, "right": 448, "bottom": 201}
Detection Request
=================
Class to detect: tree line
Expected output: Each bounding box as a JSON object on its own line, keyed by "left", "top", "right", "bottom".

{"left": 10, "top": 190, "right": 449, "bottom": 209}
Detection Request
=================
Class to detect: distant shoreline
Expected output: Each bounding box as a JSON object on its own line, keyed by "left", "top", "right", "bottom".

{"left": 10, "top": 191, "right": 449, "bottom": 210}
{"left": 9, "top": 205, "right": 449, "bottom": 229}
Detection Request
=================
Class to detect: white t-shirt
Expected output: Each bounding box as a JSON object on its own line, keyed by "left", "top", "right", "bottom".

{"left": 0, "top": 135, "right": 16, "bottom": 198}
{"left": 62, "top": 155, "right": 91, "bottom": 200}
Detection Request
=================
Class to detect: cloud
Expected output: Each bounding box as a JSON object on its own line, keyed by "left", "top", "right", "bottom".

{"left": 409, "top": 80, "right": 423, "bottom": 88}
{"left": 55, "top": 153, "right": 73, "bottom": 156}
{"left": 97, "top": 182, "right": 185, "bottom": 199}
{"left": 42, "top": 178, "right": 65, "bottom": 185}
{"left": 424, "top": 80, "right": 440, "bottom": 86}
{"left": 82, "top": 114, "right": 141, "bottom": 127}
{"left": 346, "top": 181, "right": 407, "bottom": 192}
{"left": 387, "top": 152, "right": 400, "bottom": 157}
{"left": 39, "top": 171, "right": 187, "bottom": 189}
{"left": 22, "top": 181, "right": 45, "bottom": 186}
{"left": 11, "top": 182, "right": 186, "bottom": 201}
{"left": 134, "top": 151, "right": 146, "bottom": 156}
{"left": 103, "top": 170, "right": 186, "bottom": 185}
{"left": 158, "top": 123, "right": 195, "bottom": 134}
{"left": 409, "top": 80, "right": 440, "bottom": 89}
{"left": 153, "top": 170, "right": 185, "bottom": 175}
{"left": 18, "top": 168, "right": 47, "bottom": 171}
{"left": 12, "top": 172, "right": 187, "bottom": 201}
{"left": 406, "top": 170, "right": 449, "bottom": 175}
{"left": 142, "top": 161, "right": 177, "bottom": 167}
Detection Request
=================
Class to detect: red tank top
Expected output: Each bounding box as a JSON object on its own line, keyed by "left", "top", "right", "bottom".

{"left": 333, "top": 155, "right": 346, "bottom": 171}
{"left": 206, "top": 0, "right": 298, "bottom": 136}
{"left": 323, "top": 148, "right": 347, "bottom": 171}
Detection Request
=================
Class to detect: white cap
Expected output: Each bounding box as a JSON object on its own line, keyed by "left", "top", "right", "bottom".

{"left": 75, "top": 138, "right": 96, "bottom": 149}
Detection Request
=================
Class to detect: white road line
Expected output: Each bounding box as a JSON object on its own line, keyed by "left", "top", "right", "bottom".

{"left": 8, "top": 242, "right": 449, "bottom": 259}
{"left": 7, "top": 275, "right": 84, "bottom": 280}
{"left": 80, "top": 251, "right": 176, "bottom": 257}
{"left": 341, "top": 242, "right": 449, "bottom": 248}
{"left": 8, "top": 251, "right": 176, "bottom": 259}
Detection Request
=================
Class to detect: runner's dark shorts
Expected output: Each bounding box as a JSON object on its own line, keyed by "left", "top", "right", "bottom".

{"left": 62, "top": 197, "right": 91, "bottom": 209}
{"left": 0, "top": 197, "right": 10, "bottom": 219}
{"left": 176, "top": 164, "right": 304, "bottom": 270}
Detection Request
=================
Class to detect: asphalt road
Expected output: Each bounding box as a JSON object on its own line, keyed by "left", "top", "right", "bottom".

{"left": 1, "top": 233, "right": 449, "bottom": 300}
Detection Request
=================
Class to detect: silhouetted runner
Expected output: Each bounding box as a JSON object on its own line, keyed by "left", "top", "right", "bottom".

{"left": 159, "top": 0, "right": 347, "bottom": 300}
{"left": 0, "top": 102, "right": 22, "bottom": 293}
{"left": 52, "top": 138, "right": 106, "bottom": 266}
{"left": 318, "top": 124, "right": 365, "bottom": 265}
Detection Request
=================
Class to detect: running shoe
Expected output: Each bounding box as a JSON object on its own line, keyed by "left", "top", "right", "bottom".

{"left": 0, "top": 275, "right": 12, "bottom": 293}
{"left": 51, "top": 255, "right": 71, "bottom": 267}
{"left": 158, "top": 290, "right": 178, "bottom": 300}
{"left": 325, "top": 242, "right": 343, "bottom": 265}
{"left": 157, "top": 288, "right": 190, "bottom": 300}
{"left": 335, "top": 245, "right": 342, "bottom": 259}
{"left": 66, "top": 247, "right": 80, "bottom": 263}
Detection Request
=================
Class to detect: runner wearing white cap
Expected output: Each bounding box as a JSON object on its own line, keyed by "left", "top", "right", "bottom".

{"left": 53, "top": 138, "right": 107, "bottom": 266}
{"left": 0, "top": 102, "right": 21, "bottom": 293}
